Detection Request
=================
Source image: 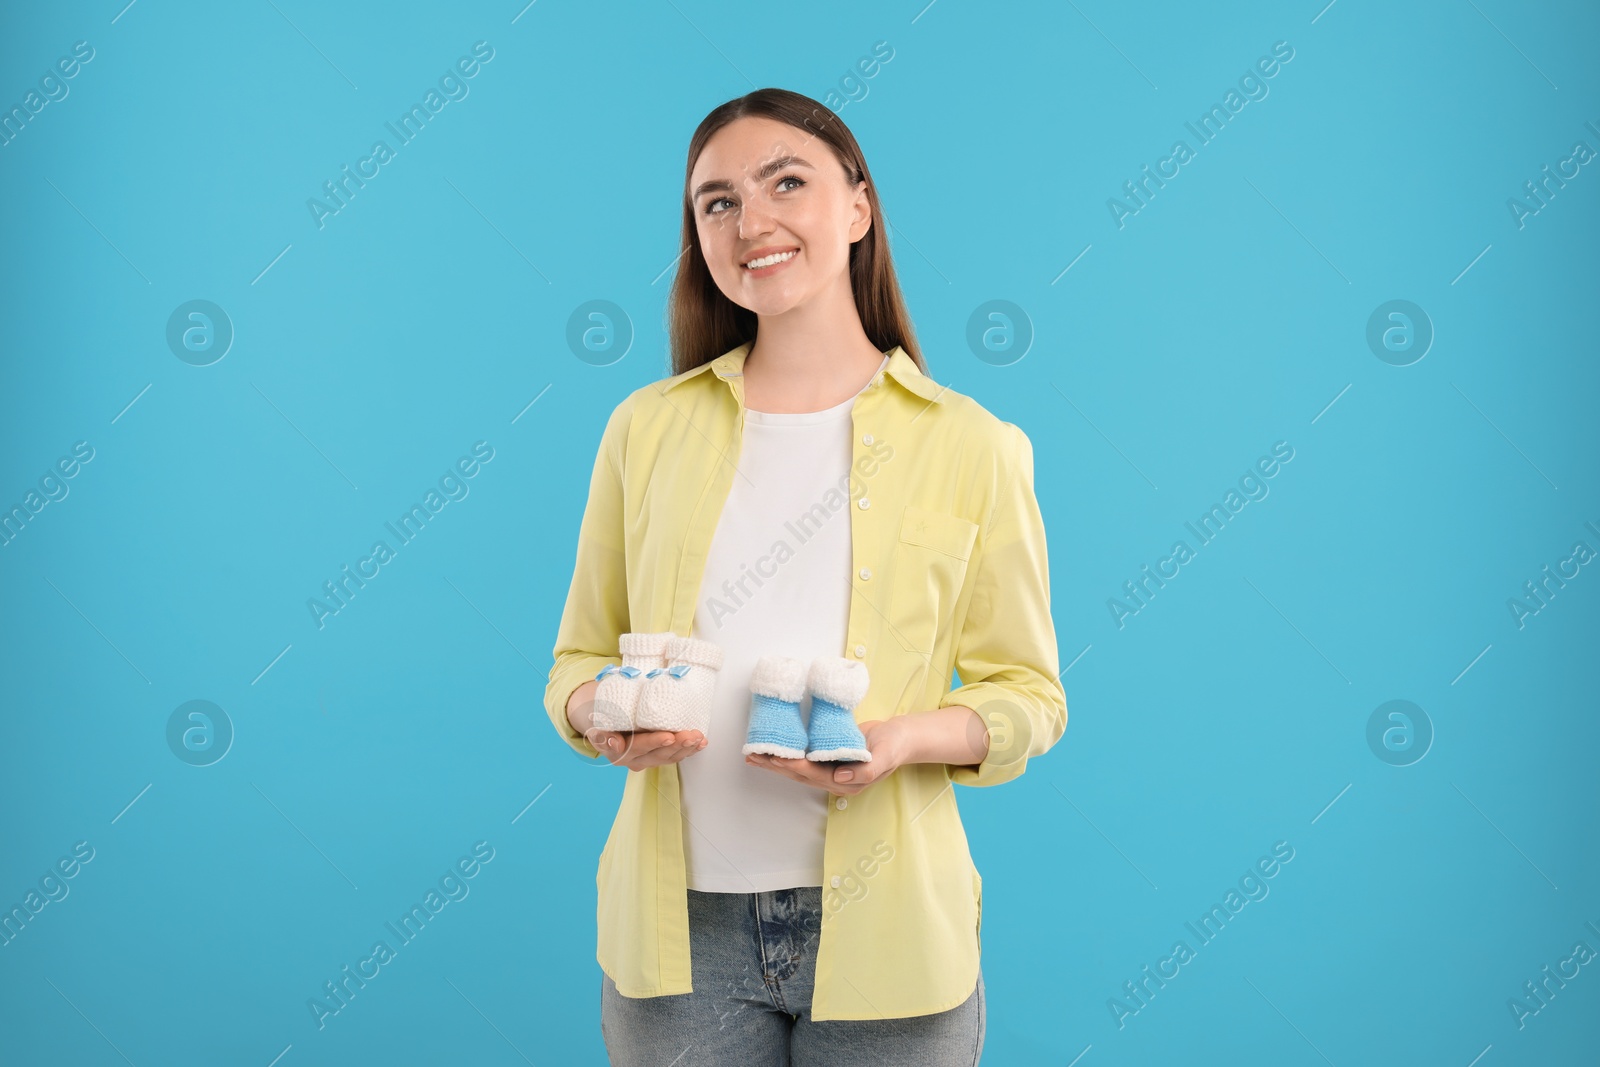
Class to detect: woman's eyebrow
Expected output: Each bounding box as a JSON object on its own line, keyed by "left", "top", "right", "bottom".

{"left": 692, "top": 155, "right": 814, "bottom": 202}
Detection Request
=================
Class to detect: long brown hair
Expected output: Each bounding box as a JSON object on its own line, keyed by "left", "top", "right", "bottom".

{"left": 667, "top": 88, "right": 925, "bottom": 377}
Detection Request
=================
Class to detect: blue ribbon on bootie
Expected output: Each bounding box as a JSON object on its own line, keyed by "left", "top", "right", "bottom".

{"left": 645, "top": 664, "right": 692, "bottom": 679}
{"left": 595, "top": 664, "right": 643, "bottom": 681}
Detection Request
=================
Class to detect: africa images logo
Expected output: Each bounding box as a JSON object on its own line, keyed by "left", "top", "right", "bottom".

{"left": 306, "top": 41, "right": 495, "bottom": 230}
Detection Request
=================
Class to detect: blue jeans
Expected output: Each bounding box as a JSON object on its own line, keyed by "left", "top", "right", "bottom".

{"left": 601, "top": 885, "right": 985, "bottom": 1066}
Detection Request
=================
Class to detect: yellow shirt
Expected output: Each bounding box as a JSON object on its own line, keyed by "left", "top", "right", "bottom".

{"left": 543, "top": 341, "right": 1067, "bottom": 1021}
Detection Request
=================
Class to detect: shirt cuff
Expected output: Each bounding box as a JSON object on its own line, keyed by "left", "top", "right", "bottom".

{"left": 937, "top": 681, "right": 1064, "bottom": 788}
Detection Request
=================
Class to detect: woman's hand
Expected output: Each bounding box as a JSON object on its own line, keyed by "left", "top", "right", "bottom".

{"left": 569, "top": 680, "right": 706, "bottom": 771}
{"left": 585, "top": 728, "right": 708, "bottom": 771}
{"left": 744, "top": 719, "right": 908, "bottom": 796}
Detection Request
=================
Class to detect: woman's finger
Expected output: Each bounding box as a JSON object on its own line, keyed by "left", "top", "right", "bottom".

{"left": 748, "top": 753, "right": 871, "bottom": 794}
{"left": 611, "top": 730, "right": 706, "bottom": 770}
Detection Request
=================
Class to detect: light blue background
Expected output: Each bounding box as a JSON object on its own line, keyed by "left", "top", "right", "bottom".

{"left": 2, "top": 1, "right": 1596, "bottom": 1064}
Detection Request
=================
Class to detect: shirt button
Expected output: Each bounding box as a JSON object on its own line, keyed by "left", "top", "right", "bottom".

{"left": 835, "top": 797, "right": 848, "bottom": 810}
{"left": 858, "top": 567, "right": 871, "bottom": 580}
{"left": 830, "top": 875, "right": 842, "bottom": 888}
{"left": 857, "top": 498, "right": 870, "bottom": 509}
{"left": 854, "top": 644, "right": 866, "bottom": 658}
{"left": 862, "top": 433, "right": 874, "bottom": 445}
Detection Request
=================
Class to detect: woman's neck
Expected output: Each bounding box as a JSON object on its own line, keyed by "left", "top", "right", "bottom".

{"left": 742, "top": 330, "right": 886, "bottom": 415}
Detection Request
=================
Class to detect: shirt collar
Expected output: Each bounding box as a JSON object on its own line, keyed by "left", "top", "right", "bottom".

{"left": 664, "top": 342, "right": 948, "bottom": 405}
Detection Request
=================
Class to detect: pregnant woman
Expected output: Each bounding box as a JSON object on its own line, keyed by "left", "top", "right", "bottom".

{"left": 544, "top": 87, "right": 1067, "bottom": 1066}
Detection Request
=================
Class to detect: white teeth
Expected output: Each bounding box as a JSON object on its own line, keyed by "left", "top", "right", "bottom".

{"left": 744, "top": 250, "right": 797, "bottom": 269}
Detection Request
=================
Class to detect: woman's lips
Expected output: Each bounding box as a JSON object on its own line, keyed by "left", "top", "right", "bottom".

{"left": 742, "top": 249, "right": 798, "bottom": 277}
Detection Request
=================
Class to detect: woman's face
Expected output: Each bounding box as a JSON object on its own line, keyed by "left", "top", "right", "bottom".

{"left": 688, "top": 115, "right": 872, "bottom": 318}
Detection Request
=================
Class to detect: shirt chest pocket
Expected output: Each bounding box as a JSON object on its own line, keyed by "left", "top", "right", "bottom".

{"left": 886, "top": 505, "right": 979, "bottom": 656}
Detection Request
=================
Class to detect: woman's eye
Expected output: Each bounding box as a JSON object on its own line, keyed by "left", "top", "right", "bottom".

{"left": 704, "top": 177, "right": 803, "bottom": 215}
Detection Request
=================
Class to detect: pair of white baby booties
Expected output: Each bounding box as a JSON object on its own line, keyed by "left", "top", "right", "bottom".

{"left": 591, "top": 632, "right": 723, "bottom": 735}
{"left": 590, "top": 631, "right": 872, "bottom": 762}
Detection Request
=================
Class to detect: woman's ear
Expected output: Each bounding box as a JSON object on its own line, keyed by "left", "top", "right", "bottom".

{"left": 849, "top": 185, "right": 873, "bottom": 243}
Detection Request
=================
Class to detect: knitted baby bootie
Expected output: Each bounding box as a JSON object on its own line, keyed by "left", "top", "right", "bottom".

{"left": 635, "top": 635, "right": 725, "bottom": 735}
{"left": 742, "top": 656, "right": 810, "bottom": 758}
{"left": 591, "top": 631, "right": 674, "bottom": 732}
{"left": 805, "top": 657, "right": 872, "bottom": 763}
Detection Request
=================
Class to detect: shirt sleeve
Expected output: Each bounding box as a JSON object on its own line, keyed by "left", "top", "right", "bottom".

{"left": 543, "top": 395, "right": 635, "bottom": 761}
{"left": 937, "top": 422, "right": 1068, "bottom": 787}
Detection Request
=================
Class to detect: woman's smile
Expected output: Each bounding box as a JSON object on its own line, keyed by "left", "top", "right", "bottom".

{"left": 741, "top": 247, "right": 800, "bottom": 277}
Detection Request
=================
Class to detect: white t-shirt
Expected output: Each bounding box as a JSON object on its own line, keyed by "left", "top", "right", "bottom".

{"left": 681, "top": 355, "right": 888, "bottom": 893}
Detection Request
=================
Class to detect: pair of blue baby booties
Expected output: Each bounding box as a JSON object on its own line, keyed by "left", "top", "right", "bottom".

{"left": 742, "top": 654, "right": 872, "bottom": 764}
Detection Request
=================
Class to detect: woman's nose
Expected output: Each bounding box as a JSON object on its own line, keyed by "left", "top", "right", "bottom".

{"left": 738, "top": 200, "right": 775, "bottom": 239}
